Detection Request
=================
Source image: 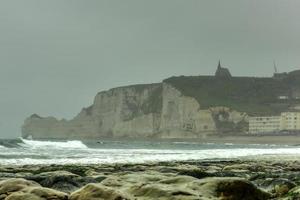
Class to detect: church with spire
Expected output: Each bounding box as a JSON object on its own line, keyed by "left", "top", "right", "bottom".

{"left": 215, "top": 60, "right": 232, "bottom": 78}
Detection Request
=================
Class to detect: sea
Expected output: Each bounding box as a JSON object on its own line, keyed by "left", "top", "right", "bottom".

{"left": 0, "top": 138, "right": 300, "bottom": 165}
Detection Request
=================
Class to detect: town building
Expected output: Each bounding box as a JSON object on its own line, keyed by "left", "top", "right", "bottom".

{"left": 249, "top": 116, "right": 281, "bottom": 134}
{"left": 277, "top": 96, "right": 289, "bottom": 100}
{"left": 280, "top": 112, "right": 300, "bottom": 130}
{"left": 249, "top": 112, "right": 300, "bottom": 134}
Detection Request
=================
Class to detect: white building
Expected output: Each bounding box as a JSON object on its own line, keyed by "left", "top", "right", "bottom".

{"left": 280, "top": 112, "right": 300, "bottom": 130}
{"left": 277, "top": 96, "right": 289, "bottom": 100}
{"left": 249, "top": 112, "right": 300, "bottom": 134}
{"left": 249, "top": 116, "right": 281, "bottom": 134}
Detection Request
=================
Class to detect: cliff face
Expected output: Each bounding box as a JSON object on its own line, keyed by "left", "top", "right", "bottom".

{"left": 22, "top": 83, "right": 247, "bottom": 139}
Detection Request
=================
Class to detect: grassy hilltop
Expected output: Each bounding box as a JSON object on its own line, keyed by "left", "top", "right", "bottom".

{"left": 164, "top": 70, "right": 300, "bottom": 116}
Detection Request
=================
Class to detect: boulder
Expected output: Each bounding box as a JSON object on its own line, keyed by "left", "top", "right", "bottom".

{"left": 255, "top": 178, "right": 296, "bottom": 197}
{"left": 102, "top": 172, "right": 270, "bottom": 200}
{"left": 198, "top": 177, "right": 271, "bottom": 200}
{"left": 279, "top": 186, "right": 300, "bottom": 200}
{"left": 177, "top": 168, "right": 211, "bottom": 179}
{"left": 223, "top": 163, "right": 251, "bottom": 172}
{"left": 0, "top": 178, "right": 68, "bottom": 200}
{"left": 5, "top": 187, "right": 68, "bottom": 200}
{"left": 128, "top": 176, "right": 198, "bottom": 200}
{"left": 70, "top": 183, "right": 130, "bottom": 200}
{"left": 26, "top": 170, "right": 95, "bottom": 193}
{"left": 0, "top": 178, "right": 40, "bottom": 200}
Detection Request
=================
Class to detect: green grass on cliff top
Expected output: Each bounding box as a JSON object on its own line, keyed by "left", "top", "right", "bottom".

{"left": 164, "top": 75, "right": 300, "bottom": 116}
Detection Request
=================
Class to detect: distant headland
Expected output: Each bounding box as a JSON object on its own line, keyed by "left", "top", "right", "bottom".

{"left": 22, "top": 61, "right": 300, "bottom": 141}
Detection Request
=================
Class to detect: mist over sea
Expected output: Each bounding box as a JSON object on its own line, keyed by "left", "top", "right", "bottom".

{"left": 0, "top": 138, "right": 299, "bottom": 165}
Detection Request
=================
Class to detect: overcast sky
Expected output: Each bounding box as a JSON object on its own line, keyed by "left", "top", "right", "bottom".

{"left": 1, "top": 0, "right": 300, "bottom": 138}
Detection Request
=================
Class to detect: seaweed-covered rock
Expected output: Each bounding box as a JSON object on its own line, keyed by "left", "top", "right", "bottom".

{"left": 255, "top": 178, "right": 296, "bottom": 197}
{"left": 199, "top": 177, "right": 271, "bottom": 200}
{"left": 177, "top": 168, "right": 211, "bottom": 179}
{"left": 26, "top": 170, "right": 96, "bottom": 193}
{"left": 280, "top": 186, "right": 300, "bottom": 200}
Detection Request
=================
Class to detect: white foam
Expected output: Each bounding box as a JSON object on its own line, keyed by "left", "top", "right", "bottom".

{"left": 2, "top": 140, "right": 300, "bottom": 165}
{"left": 1, "top": 146, "right": 300, "bottom": 166}
{"left": 172, "top": 142, "right": 200, "bottom": 145}
{"left": 20, "top": 138, "right": 88, "bottom": 149}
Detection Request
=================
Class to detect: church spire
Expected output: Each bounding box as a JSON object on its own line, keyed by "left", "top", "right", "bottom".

{"left": 215, "top": 60, "right": 232, "bottom": 78}
{"left": 218, "top": 60, "right": 221, "bottom": 69}
{"left": 273, "top": 60, "right": 278, "bottom": 73}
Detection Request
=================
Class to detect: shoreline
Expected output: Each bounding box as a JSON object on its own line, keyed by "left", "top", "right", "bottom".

{"left": 191, "top": 135, "right": 300, "bottom": 145}
{"left": 16, "top": 134, "right": 300, "bottom": 145}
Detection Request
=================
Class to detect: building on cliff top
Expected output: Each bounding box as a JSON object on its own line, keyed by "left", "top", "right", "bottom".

{"left": 215, "top": 60, "right": 232, "bottom": 78}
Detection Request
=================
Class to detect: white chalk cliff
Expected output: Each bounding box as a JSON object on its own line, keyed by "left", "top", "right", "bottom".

{"left": 22, "top": 82, "right": 247, "bottom": 139}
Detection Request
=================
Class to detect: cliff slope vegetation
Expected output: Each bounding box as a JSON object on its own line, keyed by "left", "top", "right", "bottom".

{"left": 164, "top": 71, "right": 300, "bottom": 116}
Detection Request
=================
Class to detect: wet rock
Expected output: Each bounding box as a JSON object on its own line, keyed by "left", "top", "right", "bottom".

{"left": 103, "top": 171, "right": 270, "bottom": 200}
{"left": 127, "top": 176, "right": 201, "bottom": 200}
{"left": 5, "top": 186, "right": 68, "bottom": 200}
{"left": 255, "top": 178, "right": 296, "bottom": 197}
{"left": 0, "top": 173, "right": 19, "bottom": 179}
{"left": 127, "top": 175, "right": 271, "bottom": 200}
{"left": 26, "top": 171, "right": 79, "bottom": 192}
{"left": 1, "top": 160, "right": 300, "bottom": 200}
{"left": 198, "top": 177, "right": 271, "bottom": 200}
{"left": 26, "top": 170, "right": 97, "bottom": 193}
{"left": 223, "top": 163, "right": 251, "bottom": 172}
{"left": 177, "top": 168, "right": 212, "bottom": 179}
{"left": 0, "top": 178, "right": 40, "bottom": 199}
{"left": 205, "top": 165, "right": 222, "bottom": 173}
{"left": 70, "top": 183, "right": 130, "bottom": 200}
{"left": 280, "top": 186, "right": 300, "bottom": 200}
{"left": 285, "top": 172, "right": 300, "bottom": 185}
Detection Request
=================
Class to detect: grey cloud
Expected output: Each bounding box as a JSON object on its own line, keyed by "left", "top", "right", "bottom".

{"left": 0, "top": 0, "right": 299, "bottom": 138}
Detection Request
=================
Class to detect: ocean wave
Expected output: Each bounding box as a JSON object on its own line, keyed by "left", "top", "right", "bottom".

{"left": 1, "top": 139, "right": 300, "bottom": 166}
{"left": 1, "top": 147, "right": 300, "bottom": 165}
{"left": 172, "top": 141, "right": 202, "bottom": 145}
{"left": 0, "top": 138, "right": 23, "bottom": 148}
{"left": 20, "top": 138, "right": 88, "bottom": 149}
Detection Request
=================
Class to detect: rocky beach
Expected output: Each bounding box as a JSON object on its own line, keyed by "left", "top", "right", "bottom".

{"left": 1, "top": 156, "right": 300, "bottom": 200}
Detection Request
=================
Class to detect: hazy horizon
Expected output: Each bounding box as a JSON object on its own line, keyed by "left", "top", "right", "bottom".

{"left": 1, "top": 0, "right": 300, "bottom": 138}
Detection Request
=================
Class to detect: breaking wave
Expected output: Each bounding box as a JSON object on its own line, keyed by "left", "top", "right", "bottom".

{"left": 20, "top": 138, "right": 88, "bottom": 149}
{"left": 1, "top": 139, "right": 300, "bottom": 165}
{"left": 0, "top": 138, "right": 23, "bottom": 148}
